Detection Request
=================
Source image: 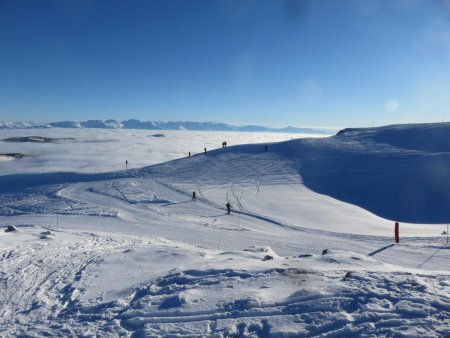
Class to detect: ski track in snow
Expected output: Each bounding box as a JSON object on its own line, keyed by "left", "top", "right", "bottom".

{"left": 1, "top": 174, "right": 449, "bottom": 336}
{"left": 1, "top": 124, "right": 450, "bottom": 336}
{"left": 1, "top": 227, "right": 449, "bottom": 337}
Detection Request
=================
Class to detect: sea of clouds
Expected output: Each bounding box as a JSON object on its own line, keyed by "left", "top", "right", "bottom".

{"left": 0, "top": 128, "right": 327, "bottom": 175}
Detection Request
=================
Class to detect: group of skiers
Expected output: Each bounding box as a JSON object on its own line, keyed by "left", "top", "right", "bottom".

{"left": 188, "top": 142, "right": 270, "bottom": 158}
{"left": 128, "top": 142, "right": 266, "bottom": 171}
{"left": 187, "top": 141, "right": 230, "bottom": 158}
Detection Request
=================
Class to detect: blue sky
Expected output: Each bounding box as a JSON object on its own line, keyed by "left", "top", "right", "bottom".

{"left": 1, "top": 0, "right": 449, "bottom": 127}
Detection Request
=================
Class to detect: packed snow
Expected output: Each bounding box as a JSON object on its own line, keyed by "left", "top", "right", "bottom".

{"left": 0, "top": 124, "right": 449, "bottom": 337}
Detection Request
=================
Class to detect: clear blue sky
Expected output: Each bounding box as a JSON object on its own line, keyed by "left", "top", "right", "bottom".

{"left": 1, "top": 0, "right": 449, "bottom": 127}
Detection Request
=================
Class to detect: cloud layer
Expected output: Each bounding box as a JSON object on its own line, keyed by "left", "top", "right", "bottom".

{"left": 0, "top": 129, "right": 324, "bottom": 175}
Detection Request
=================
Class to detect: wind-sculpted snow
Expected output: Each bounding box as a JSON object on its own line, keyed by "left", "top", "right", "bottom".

{"left": 1, "top": 227, "right": 449, "bottom": 337}
{"left": 0, "top": 122, "right": 449, "bottom": 336}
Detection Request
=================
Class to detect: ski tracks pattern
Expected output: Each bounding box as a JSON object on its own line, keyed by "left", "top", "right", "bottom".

{"left": 0, "top": 231, "right": 130, "bottom": 336}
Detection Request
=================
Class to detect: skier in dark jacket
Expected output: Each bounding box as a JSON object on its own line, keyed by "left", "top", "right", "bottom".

{"left": 192, "top": 191, "right": 196, "bottom": 201}
{"left": 226, "top": 202, "right": 231, "bottom": 214}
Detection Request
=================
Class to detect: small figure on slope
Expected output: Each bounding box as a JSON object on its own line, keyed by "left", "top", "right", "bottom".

{"left": 226, "top": 202, "right": 232, "bottom": 214}
{"left": 192, "top": 191, "right": 196, "bottom": 201}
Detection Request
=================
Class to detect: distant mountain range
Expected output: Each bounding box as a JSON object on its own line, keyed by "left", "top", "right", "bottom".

{"left": 0, "top": 119, "right": 336, "bottom": 134}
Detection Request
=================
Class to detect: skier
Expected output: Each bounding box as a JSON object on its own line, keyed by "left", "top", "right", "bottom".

{"left": 125, "top": 160, "right": 128, "bottom": 170}
{"left": 188, "top": 151, "right": 191, "bottom": 157}
{"left": 226, "top": 202, "right": 231, "bottom": 214}
{"left": 264, "top": 145, "right": 268, "bottom": 152}
{"left": 192, "top": 191, "right": 196, "bottom": 201}
{"left": 204, "top": 147, "right": 207, "bottom": 154}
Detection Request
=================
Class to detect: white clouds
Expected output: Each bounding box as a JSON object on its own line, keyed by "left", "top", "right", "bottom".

{"left": 0, "top": 129, "right": 324, "bottom": 175}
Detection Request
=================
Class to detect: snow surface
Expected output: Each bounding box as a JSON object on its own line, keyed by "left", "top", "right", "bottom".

{"left": 0, "top": 123, "right": 449, "bottom": 337}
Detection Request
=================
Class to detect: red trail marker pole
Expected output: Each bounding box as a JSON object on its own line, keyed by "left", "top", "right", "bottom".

{"left": 395, "top": 222, "right": 400, "bottom": 244}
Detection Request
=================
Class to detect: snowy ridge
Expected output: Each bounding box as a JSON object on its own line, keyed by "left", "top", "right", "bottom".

{"left": 0, "top": 122, "right": 449, "bottom": 336}
{"left": 0, "top": 119, "right": 335, "bottom": 134}
{"left": 0, "top": 121, "right": 48, "bottom": 129}
{"left": 300, "top": 122, "right": 450, "bottom": 223}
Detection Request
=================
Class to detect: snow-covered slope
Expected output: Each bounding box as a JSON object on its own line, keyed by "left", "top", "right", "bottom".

{"left": 141, "top": 122, "right": 450, "bottom": 225}
{"left": 0, "top": 123, "right": 449, "bottom": 337}
{"left": 302, "top": 123, "right": 450, "bottom": 223}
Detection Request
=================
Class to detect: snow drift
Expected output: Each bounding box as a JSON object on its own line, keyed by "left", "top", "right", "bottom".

{"left": 0, "top": 122, "right": 449, "bottom": 336}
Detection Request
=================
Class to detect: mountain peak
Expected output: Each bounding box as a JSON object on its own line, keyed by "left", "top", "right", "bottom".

{"left": 0, "top": 119, "right": 335, "bottom": 134}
